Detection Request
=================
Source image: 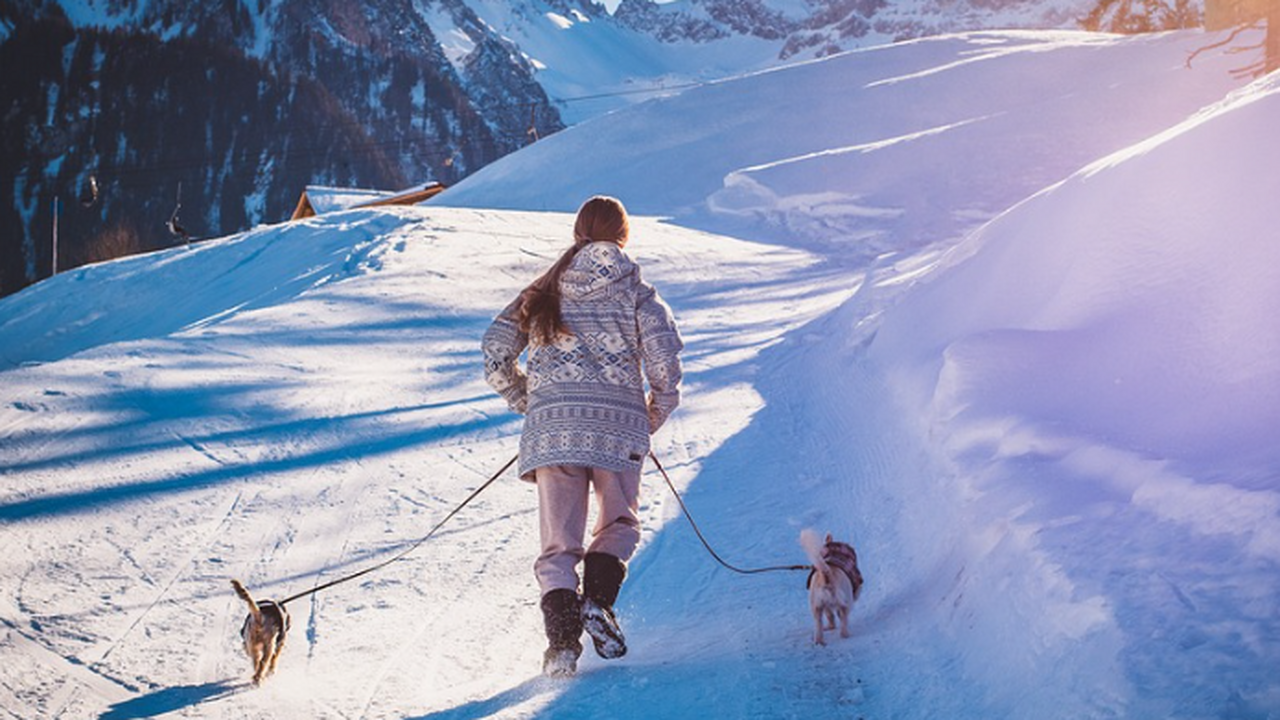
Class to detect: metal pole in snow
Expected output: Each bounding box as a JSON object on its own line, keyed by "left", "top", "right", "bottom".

{"left": 52, "top": 195, "right": 59, "bottom": 277}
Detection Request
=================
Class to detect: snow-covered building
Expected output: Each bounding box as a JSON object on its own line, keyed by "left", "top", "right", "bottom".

{"left": 289, "top": 182, "right": 447, "bottom": 221}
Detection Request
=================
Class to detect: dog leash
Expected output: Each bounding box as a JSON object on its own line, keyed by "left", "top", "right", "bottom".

{"left": 648, "top": 451, "right": 812, "bottom": 576}
{"left": 277, "top": 453, "right": 519, "bottom": 606}
{"left": 270, "top": 449, "right": 803, "bottom": 606}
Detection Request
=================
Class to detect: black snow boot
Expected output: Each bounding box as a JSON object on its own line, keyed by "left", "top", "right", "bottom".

{"left": 581, "top": 552, "right": 627, "bottom": 660}
{"left": 540, "top": 588, "right": 583, "bottom": 677}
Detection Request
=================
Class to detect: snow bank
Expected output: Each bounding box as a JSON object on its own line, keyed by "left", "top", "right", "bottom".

{"left": 865, "top": 71, "right": 1280, "bottom": 716}
{"left": 874, "top": 71, "right": 1280, "bottom": 471}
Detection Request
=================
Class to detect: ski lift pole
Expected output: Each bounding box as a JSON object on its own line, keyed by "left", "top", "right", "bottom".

{"left": 51, "top": 195, "right": 60, "bottom": 277}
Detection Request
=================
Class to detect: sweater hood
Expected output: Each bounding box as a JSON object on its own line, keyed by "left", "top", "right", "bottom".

{"left": 560, "top": 242, "right": 637, "bottom": 301}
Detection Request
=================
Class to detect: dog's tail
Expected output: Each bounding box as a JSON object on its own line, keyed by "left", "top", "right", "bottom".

{"left": 230, "top": 579, "right": 263, "bottom": 621}
{"left": 800, "top": 529, "right": 829, "bottom": 574}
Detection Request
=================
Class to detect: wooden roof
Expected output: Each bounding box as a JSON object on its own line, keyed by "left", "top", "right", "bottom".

{"left": 290, "top": 182, "right": 446, "bottom": 221}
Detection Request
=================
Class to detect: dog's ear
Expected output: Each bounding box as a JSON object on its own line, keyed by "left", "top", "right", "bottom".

{"left": 825, "top": 533, "right": 833, "bottom": 544}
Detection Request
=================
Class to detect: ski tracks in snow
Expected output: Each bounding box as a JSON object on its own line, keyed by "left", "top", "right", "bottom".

{"left": 90, "top": 490, "right": 245, "bottom": 673}
{"left": 0, "top": 601, "right": 134, "bottom": 718}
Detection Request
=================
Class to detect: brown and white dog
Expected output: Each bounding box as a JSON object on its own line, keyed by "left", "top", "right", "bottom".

{"left": 800, "top": 530, "right": 863, "bottom": 645}
{"left": 230, "top": 579, "right": 291, "bottom": 684}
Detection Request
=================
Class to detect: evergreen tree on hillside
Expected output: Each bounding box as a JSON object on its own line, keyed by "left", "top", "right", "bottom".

{"left": 1081, "top": 0, "right": 1200, "bottom": 33}
{"left": 0, "top": 16, "right": 407, "bottom": 297}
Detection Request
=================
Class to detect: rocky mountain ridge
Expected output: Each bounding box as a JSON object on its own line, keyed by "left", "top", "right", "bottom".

{"left": 613, "top": 0, "right": 1159, "bottom": 58}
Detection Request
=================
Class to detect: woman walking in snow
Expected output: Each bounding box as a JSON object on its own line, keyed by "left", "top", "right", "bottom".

{"left": 482, "top": 196, "right": 683, "bottom": 676}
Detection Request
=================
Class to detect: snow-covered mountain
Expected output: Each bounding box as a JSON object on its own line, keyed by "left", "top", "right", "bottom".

{"left": 440, "top": 0, "right": 1169, "bottom": 121}
{"left": 2, "top": 24, "right": 1276, "bottom": 719}
{"left": 613, "top": 0, "right": 1149, "bottom": 58}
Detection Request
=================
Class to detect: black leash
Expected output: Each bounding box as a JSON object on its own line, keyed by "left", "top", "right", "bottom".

{"left": 266, "top": 449, "right": 801, "bottom": 606}
{"left": 648, "top": 451, "right": 811, "bottom": 576}
{"left": 278, "top": 454, "right": 519, "bottom": 606}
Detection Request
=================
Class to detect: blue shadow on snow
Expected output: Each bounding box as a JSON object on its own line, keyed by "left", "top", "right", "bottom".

{"left": 99, "top": 681, "right": 240, "bottom": 719}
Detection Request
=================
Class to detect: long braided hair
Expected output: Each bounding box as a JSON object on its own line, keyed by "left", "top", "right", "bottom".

{"left": 519, "top": 196, "right": 630, "bottom": 345}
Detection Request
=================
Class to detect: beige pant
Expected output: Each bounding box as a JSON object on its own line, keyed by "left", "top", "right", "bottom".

{"left": 535, "top": 465, "right": 642, "bottom": 596}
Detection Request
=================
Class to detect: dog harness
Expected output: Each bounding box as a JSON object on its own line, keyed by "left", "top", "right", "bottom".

{"left": 806, "top": 540, "right": 863, "bottom": 589}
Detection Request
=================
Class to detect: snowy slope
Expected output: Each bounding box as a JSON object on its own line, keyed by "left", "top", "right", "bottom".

{"left": 439, "top": 29, "right": 1262, "bottom": 260}
{"left": 3, "top": 26, "right": 1278, "bottom": 720}
{"left": 0, "top": 206, "right": 853, "bottom": 718}
{"left": 435, "top": 0, "right": 1123, "bottom": 127}
{"left": 438, "top": 0, "right": 786, "bottom": 124}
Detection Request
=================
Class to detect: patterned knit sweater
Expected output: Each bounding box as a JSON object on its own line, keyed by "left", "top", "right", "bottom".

{"left": 482, "top": 242, "right": 684, "bottom": 480}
